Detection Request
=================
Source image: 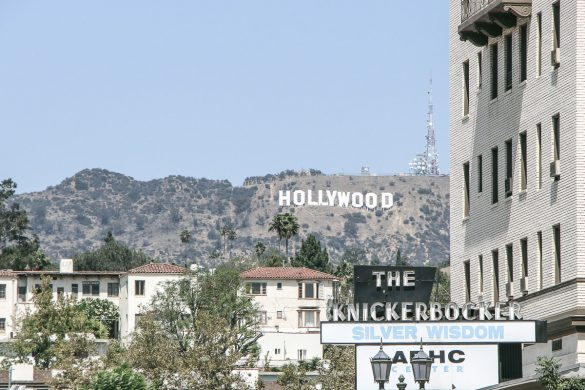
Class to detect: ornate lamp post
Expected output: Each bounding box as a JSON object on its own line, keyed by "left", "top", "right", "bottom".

{"left": 410, "top": 342, "right": 433, "bottom": 389}
{"left": 370, "top": 339, "right": 393, "bottom": 390}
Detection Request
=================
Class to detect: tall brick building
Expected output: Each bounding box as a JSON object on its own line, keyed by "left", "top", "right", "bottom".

{"left": 449, "top": 0, "right": 585, "bottom": 385}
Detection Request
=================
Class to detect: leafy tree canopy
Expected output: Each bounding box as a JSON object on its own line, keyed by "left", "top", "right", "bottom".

{"left": 536, "top": 356, "right": 585, "bottom": 390}
{"left": 85, "top": 364, "right": 152, "bottom": 390}
{"left": 74, "top": 232, "right": 155, "bottom": 271}
{"left": 291, "top": 234, "right": 332, "bottom": 273}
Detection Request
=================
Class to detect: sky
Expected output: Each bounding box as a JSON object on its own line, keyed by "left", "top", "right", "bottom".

{"left": 0, "top": 1, "right": 449, "bottom": 194}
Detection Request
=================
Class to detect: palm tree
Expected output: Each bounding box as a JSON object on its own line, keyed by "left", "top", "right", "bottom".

{"left": 220, "top": 226, "right": 237, "bottom": 258}
{"left": 268, "top": 213, "right": 300, "bottom": 264}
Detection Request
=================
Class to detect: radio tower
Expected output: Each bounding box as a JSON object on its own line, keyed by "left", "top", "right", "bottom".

{"left": 425, "top": 78, "right": 440, "bottom": 175}
{"left": 409, "top": 78, "right": 440, "bottom": 175}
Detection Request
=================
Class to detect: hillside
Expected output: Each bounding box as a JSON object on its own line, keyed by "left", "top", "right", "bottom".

{"left": 15, "top": 169, "right": 450, "bottom": 267}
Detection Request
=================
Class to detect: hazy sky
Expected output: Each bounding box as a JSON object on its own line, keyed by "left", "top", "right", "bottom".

{"left": 1, "top": 1, "right": 449, "bottom": 194}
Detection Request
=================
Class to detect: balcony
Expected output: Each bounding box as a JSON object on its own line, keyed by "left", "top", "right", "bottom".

{"left": 459, "top": 0, "right": 532, "bottom": 46}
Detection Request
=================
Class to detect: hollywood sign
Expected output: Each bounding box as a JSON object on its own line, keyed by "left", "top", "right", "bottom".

{"left": 278, "top": 190, "right": 394, "bottom": 209}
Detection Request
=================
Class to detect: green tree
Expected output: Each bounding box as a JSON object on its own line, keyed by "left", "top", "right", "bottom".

{"left": 395, "top": 248, "right": 409, "bottom": 266}
{"left": 74, "top": 233, "right": 155, "bottom": 271}
{"left": 14, "top": 277, "right": 107, "bottom": 369}
{"left": 179, "top": 229, "right": 192, "bottom": 244}
{"left": 433, "top": 266, "right": 451, "bottom": 304}
{"left": 254, "top": 241, "right": 266, "bottom": 257}
{"left": 87, "top": 364, "right": 151, "bottom": 390}
{"left": 127, "top": 268, "right": 261, "bottom": 389}
{"left": 0, "top": 179, "right": 49, "bottom": 270}
{"left": 315, "top": 346, "right": 355, "bottom": 389}
{"left": 220, "top": 226, "right": 237, "bottom": 258}
{"left": 76, "top": 299, "right": 119, "bottom": 338}
{"left": 261, "top": 249, "right": 285, "bottom": 267}
{"left": 268, "top": 213, "right": 300, "bottom": 262}
{"left": 536, "top": 356, "right": 585, "bottom": 389}
{"left": 291, "top": 235, "right": 331, "bottom": 273}
{"left": 277, "top": 363, "right": 313, "bottom": 390}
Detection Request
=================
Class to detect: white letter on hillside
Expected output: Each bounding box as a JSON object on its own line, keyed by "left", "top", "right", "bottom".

{"left": 365, "top": 193, "right": 377, "bottom": 209}
{"left": 326, "top": 190, "right": 337, "bottom": 206}
{"left": 338, "top": 192, "right": 351, "bottom": 207}
{"left": 279, "top": 190, "right": 291, "bottom": 206}
{"left": 293, "top": 190, "right": 305, "bottom": 206}
{"left": 381, "top": 193, "right": 394, "bottom": 209}
{"left": 351, "top": 192, "right": 364, "bottom": 208}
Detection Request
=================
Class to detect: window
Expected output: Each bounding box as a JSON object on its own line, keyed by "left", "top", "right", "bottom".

{"left": 57, "top": 287, "right": 64, "bottom": 296}
{"left": 0, "top": 318, "right": 5, "bottom": 333}
{"left": 277, "top": 311, "right": 283, "bottom": 319}
{"left": 463, "top": 60, "right": 470, "bottom": 116}
{"left": 82, "top": 281, "right": 100, "bottom": 297}
{"left": 537, "top": 124, "right": 542, "bottom": 189}
{"left": 247, "top": 282, "right": 267, "bottom": 295}
{"left": 298, "top": 349, "right": 308, "bottom": 361}
{"left": 537, "top": 13, "right": 542, "bottom": 76}
{"left": 299, "top": 310, "right": 320, "bottom": 327}
{"left": 275, "top": 348, "right": 281, "bottom": 355}
{"left": 552, "top": 2, "right": 560, "bottom": 67}
{"left": 554, "top": 224, "right": 561, "bottom": 284}
{"left": 505, "top": 139, "right": 513, "bottom": 197}
{"left": 71, "top": 283, "right": 79, "bottom": 298}
{"left": 553, "top": 114, "right": 560, "bottom": 161}
{"left": 479, "top": 255, "right": 484, "bottom": 293}
{"left": 520, "top": 132, "right": 527, "bottom": 191}
{"left": 478, "top": 51, "right": 483, "bottom": 88}
{"left": 492, "top": 250, "right": 500, "bottom": 302}
{"left": 552, "top": 338, "right": 562, "bottom": 352}
{"left": 135, "top": 314, "right": 143, "bottom": 326}
{"left": 298, "top": 282, "right": 319, "bottom": 299}
{"left": 463, "top": 162, "right": 470, "bottom": 218}
{"left": 18, "top": 286, "right": 26, "bottom": 302}
{"left": 477, "top": 155, "right": 483, "bottom": 193}
{"left": 464, "top": 260, "right": 471, "bottom": 302}
{"left": 521, "top": 238, "right": 528, "bottom": 279}
{"left": 519, "top": 25, "right": 527, "bottom": 82}
{"left": 108, "top": 283, "right": 119, "bottom": 297}
{"left": 506, "top": 244, "right": 514, "bottom": 283}
{"left": 505, "top": 34, "right": 513, "bottom": 90}
{"left": 0, "top": 284, "right": 5, "bottom": 299}
{"left": 135, "top": 280, "right": 145, "bottom": 296}
{"left": 491, "top": 43, "right": 499, "bottom": 99}
{"left": 537, "top": 231, "right": 543, "bottom": 289}
{"left": 277, "top": 282, "right": 282, "bottom": 290}
{"left": 258, "top": 311, "right": 267, "bottom": 325}
{"left": 492, "top": 147, "right": 499, "bottom": 204}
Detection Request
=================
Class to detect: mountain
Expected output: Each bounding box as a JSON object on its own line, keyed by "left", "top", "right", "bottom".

{"left": 15, "top": 169, "right": 450, "bottom": 267}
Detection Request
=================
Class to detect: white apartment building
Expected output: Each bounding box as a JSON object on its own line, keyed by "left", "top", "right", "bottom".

{"left": 0, "top": 259, "right": 187, "bottom": 342}
{"left": 240, "top": 267, "right": 338, "bottom": 367}
{"left": 450, "top": 0, "right": 585, "bottom": 386}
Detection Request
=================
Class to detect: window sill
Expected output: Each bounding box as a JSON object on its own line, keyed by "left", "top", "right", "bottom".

{"left": 504, "top": 88, "right": 512, "bottom": 96}
{"left": 462, "top": 115, "right": 470, "bottom": 123}
{"left": 490, "top": 97, "right": 499, "bottom": 104}
{"left": 491, "top": 202, "right": 499, "bottom": 209}
{"left": 505, "top": 195, "right": 513, "bottom": 202}
{"left": 462, "top": 216, "right": 470, "bottom": 223}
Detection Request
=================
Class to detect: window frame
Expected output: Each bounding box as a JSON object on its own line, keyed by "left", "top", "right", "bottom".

{"left": 247, "top": 282, "right": 267, "bottom": 296}
{"left": 82, "top": 281, "right": 100, "bottom": 297}
{"left": 135, "top": 280, "right": 146, "bottom": 296}
{"left": 107, "top": 282, "right": 120, "bottom": 297}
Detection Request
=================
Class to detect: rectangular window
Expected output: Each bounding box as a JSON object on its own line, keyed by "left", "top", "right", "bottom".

{"left": 505, "top": 139, "right": 513, "bottom": 197}
{"left": 258, "top": 311, "right": 267, "bottom": 325}
{"left": 505, "top": 35, "right": 513, "bottom": 90}
{"left": 519, "top": 25, "right": 527, "bottom": 82}
{"left": 277, "top": 311, "right": 283, "bottom": 319}
{"left": 478, "top": 155, "right": 483, "bottom": 193}
{"left": 277, "top": 282, "right": 282, "bottom": 290}
{"left": 521, "top": 238, "right": 528, "bottom": 278}
{"left": 463, "top": 162, "right": 470, "bottom": 218}
{"left": 478, "top": 51, "right": 483, "bottom": 88}
{"left": 464, "top": 260, "right": 471, "bottom": 302}
{"left": 71, "top": 283, "right": 78, "bottom": 298}
{"left": 552, "top": 338, "right": 562, "bottom": 352}
{"left": 275, "top": 348, "right": 281, "bottom": 355}
{"left": 298, "top": 349, "right": 307, "bottom": 361}
{"left": 135, "top": 280, "right": 145, "bottom": 296}
{"left": 554, "top": 224, "right": 561, "bottom": 284}
{"left": 506, "top": 244, "right": 514, "bottom": 283}
{"left": 463, "top": 60, "right": 470, "bottom": 116}
{"left": 537, "top": 231, "right": 543, "bottom": 289}
{"left": 537, "top": 13, "right": 542, "bottom": 76}
{"left": 493, "top": 250, "right": 500, "bottom": 302}
{"left": 299, "top": 310, "right": 320, "bottom": 328}
{"left": 0, "top": 284, "right": 5, "bottom": 299}
{"left": 520, "top": 132, "right": 527, "bottom": 191}
{"left": 479, "top": 255, "right": 484, "bottom": 293}
{"left": 18, "top": 286, "right": 26, "bottom": 302}
{"left": 57, "top": 287, "right": 64, "bottom": 296}
{"left": 492, "top": 147, "right": 499, "bottom": 204}
{"left": 553, "top": 114, "right": 560, "bottom": 161}
{"left": 537, "top": 124, "right": 542, "bottom": 189}
{"left": 298, "top": 282, "right": 319, "bottom": 299}
{"left": 553, "top": 2, "right": 560, "bottom": 49}
{"left": 107, "top": 283, "right": 119, "bottom": 297}
{"left": 491, "top": 43, "right": 499, "bottom": 99}
{"left": 247, "top": 282, "right": 267, "bottom": 295}
{"left": 0, "top": 318, "right": 5, "bottom": 333}
{"left": 82, "top": 281, "right": 100, "bottom": 297}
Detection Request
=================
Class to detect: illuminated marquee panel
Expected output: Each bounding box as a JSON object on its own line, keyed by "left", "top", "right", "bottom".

{"left": 321, "top": 321, "right": 545, "bottom": 344}
{"left": 355, "top": 344, "right": 499, "bottom": 390}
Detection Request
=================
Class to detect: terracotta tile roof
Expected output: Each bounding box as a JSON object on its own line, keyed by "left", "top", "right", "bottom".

{"left": 127, "top": 263, "right": 187, "bottom": 274}
{"left": 240, "top": 267, "right": 337, "bottom": 281}
{"left": 17, "top": 270, "right": 123, "bottom": 276}
{"left": 0, "top": 269, "right": 16, "bottom": 277}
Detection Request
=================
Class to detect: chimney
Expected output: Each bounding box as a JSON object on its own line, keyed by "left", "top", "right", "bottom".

{"left": 190, "top": 264, "right": 199, "bottom": 272}
{"left": 60, "top": 259, "right": 74, "bottom": 273}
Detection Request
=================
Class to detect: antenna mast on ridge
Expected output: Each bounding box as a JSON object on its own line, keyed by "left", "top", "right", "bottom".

{"left": 425, "top": 78, "right": 439, "bottom": 175}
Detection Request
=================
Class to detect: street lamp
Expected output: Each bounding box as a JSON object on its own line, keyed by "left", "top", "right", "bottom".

{"left": 410, "top": 341, "right": 433, "bottom": 389}
{"left": 370, "top": 339, "right": 393, "bottom": 390}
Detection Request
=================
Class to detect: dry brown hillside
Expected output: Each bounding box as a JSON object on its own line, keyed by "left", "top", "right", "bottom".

{"left": 16, "top": 169, "right": 450, "bottom": 267}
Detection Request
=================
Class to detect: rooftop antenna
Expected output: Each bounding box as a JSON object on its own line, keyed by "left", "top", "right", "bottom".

{"left": 425, "top": 78, "right": 440, "bottom": 175}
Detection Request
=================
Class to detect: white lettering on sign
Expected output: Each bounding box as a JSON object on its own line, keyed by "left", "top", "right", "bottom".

{"left": 278, "top": 190, "right": 393, "bottom": 209}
